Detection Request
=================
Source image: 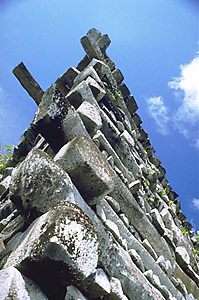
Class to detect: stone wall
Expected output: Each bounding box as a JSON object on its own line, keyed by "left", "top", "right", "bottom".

{"left": 0, "top": 29, "right": 198, "bottom": 300}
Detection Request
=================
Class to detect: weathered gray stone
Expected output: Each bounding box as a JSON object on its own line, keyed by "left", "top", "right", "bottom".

{"left": 112, "top": 69, "right": 124, "bottom": 85}
{"left": 0, "top": 176, "right": 11, "bottom": 196}
{"left": 93, "top": 130, "right": 134, "bottom": 183}
{"left": 151, "top": 208, "right": 166, "bottom": 236}
{"left": 142, "top": 239, "right": 158, "bottom": 260}
{"left": 73, "top": 65, "right": 103, "bottom": 88}
{"left": 174, "top": 263, "right": 199, "bottom": 299}
{"left": 128, "top": 180, "right": 141, "bottom": 194}
{"left": 65, "top": 286, "right": 87, "bottom": 300}
{"left": 34, "top": 84, "right": 89, "bottom": 152}
{"left": 171, "top": 277, "right": 188, "bottom": 297}
{"left": 96, "top": 204, "right": 107, "bottom": 222}
{"left": 128, "top": 249, "right": 145, "bottom": 272}
{"left": 186, "top": 294, "right": 196, "bottom": 300}
{"left": 101, "top": 111, "right": 140, "bottom": 177}
{"left": 120, "top": 130, "right": 135, "bottom": 147}
{"left": 13, "top": 62, "right": 44, "bottom": 105}
{"left": 88, "top": 58, "right": 117, "bottom": 90}
{"left": 105, "top": 219, "right": 121, "bottom": 240}
{"left": 95, "top": 199, "right": 183, "bottom": 299}
{"left": 176, "top": 247, "right": 190, "bottom": 266}
{"left": 81, "top": 29, "right": 105, "bottom": 60}
{"left": 105, "top": 196, "right": 120, "bottom": 213}
{"left": 0, "top": 239, "right": 5, "bottom": 254}
{"left": 67, "top": 76, "right": 105, "bottom": 108}
{"left": 9, "top": 149, "right": 75, "bottom": 216}
{"left": 117, "top": 121, "right": 125, "bottom": 132}
{"left": 0, "top": 209, "right": 19, "bottom": 232}
{"left": 0, "top": 214, "right": 24, "bottom": 242}
{"left": 110, "top": 174, "right": 175, "bottom": 264}
{"left": 119, "top": 213, "right": 129, "bottom": 227}
{"left": 156, "top": 255, "right": 173, "bottom": 276}
{"left": 144, "top": 270, "right": 174, "bottom": 300}
{"left": 54, "top": 137, "right": 115, "bottom": 202}
{"left": 85, "top": 76, "right": 106, "bottom": 101}
{"left": 77, "top": 101, "right": 102, "bottom": 135}
{"left": 56, "top": 67, "right": 80, "bottom": 91}
{"left": 101, "top": 241, "right": 165, "bottom": 300}
{"left": 85, "top": 268, "right": 111, "bottom": 298}
{"left": 0, "top": 266, "right": 47, "bottom": 299}
{"left": 5, "top": 203, "right": 98, "bottom": 282}
{"left": 108, "top": 277, "right": 128, "bottom": 300}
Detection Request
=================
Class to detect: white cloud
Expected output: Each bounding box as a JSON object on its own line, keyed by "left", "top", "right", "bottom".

{"left": 192, "top": 198, "right": 199, "bottom": 210}
{"left": 147, "top": 53, "right": 199, "bottom": 143}
{"left": 169, "top": 54, "right": 199, "bottom": 129}
{"left": 146, "top": 96, "right": 170, "bottom": 135}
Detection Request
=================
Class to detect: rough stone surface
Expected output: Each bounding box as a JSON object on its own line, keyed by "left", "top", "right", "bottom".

{"left": 77, "top": 101, "right": 102, "bottom": 135}
{"left": 128, "top": 249, "right": 145, "bottom": 272}
{"left": 176, "top": 246, "right": 190, "bottom": 266}
{"left": 0, "top": 266, "right": 47, "bottom": 299}
{"left": 5, "top": 203, "right": 99, "bottom": 296}
{"left": 0, "top": 28, "right": 198, "bottom": 300}
{"left": 65, "top": 286, "right": 87, "bottom": 300}
{"left": 9, "top": 149, "right": 75, "bottom": 216}
{"left": 54, "top": 136, "right": 115, "bottom": 202}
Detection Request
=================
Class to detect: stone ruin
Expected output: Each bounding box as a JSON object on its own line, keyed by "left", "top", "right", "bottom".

{"left": 0, "top": 28, "right": 198, "bottom": 300}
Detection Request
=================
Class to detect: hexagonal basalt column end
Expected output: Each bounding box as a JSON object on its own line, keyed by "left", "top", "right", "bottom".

{"left": 54, "top": 137, "right": 115, "bottom": 203}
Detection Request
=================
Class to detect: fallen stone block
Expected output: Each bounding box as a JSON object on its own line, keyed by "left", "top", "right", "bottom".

{"left": 54, "top": 137, "right": 115, "bottom": 202}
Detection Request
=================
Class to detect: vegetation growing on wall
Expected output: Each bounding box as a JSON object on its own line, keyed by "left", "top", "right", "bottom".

{"left": 0, "top": 145, "right": 14, "bottom": 174}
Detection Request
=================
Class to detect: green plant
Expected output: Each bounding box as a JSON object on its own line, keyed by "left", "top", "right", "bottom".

{"left": 159, "top": 189, "right": 166, "bottom": 197}
{"left": 0, "top": 145, "right": 14, "bottom": 174}
{"left": 192, "top": 247, "right": 199, "bottom": 257}
{"left": 180, "top": 226, "right": 189, "bottom": 236}
{"left": 168, "top": 200, "right": 175, "bottom": 207}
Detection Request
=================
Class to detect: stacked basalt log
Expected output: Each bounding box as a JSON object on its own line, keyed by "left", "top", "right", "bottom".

{"left": 0, "top": 29, "right": 198, "bottom": 300}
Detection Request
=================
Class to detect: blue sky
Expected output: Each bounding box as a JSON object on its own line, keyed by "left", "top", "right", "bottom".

{"left": 0, "top": 0, "right": 199, "bottom": 228}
